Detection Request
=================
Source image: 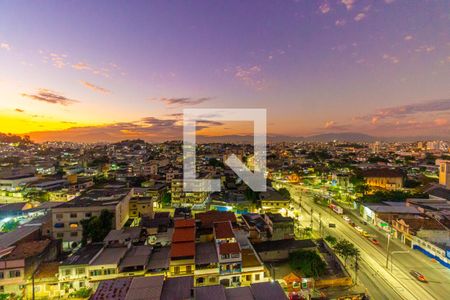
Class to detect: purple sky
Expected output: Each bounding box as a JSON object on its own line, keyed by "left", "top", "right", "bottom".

{"left": 1, "top": 0, "right": 450, "bottom": 142}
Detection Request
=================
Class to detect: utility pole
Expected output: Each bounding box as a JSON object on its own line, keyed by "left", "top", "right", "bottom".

{"left": 319, "top": 212, "right": 322, "bottom": 237}
{"left": 354, "top": 254, "right": 359, "bottom": 285}
{"left": 385, "top": 233, "right": 391, "bottom": 269}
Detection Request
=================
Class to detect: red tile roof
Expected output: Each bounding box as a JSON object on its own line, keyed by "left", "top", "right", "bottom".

{"left": 219, "top": 242, "right": 240, "bottom": 255}
{"left": 214, "top": 221, "right": 235, "bottom": 239}
{"left": 3, "top": 239, "right": 51, "bottom": 260}
{"left": 174, "top": 219, "right": 196, "bottom": 228}
{"left": 196, "top": 211, "right": 237, "bottom": 229}
{"left": 171, "top": 242, "right": 195, "bottom": 258}
{"left": 172, "top": 227, "right": 195, "bottom": 243}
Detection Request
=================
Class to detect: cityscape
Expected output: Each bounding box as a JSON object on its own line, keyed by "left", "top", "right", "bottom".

{"left": 1, "top": 1, "right": 450, "bottom": 300}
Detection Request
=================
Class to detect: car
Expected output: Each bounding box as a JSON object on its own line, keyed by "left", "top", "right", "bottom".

{"left": 362, "top": 231, "right": 370, "bottom": 237}
{"left": 343, "top": 215, "right": 350, "bottom": 222}
{"left": 355, "top": 226, "right": 363, "bottom": 233}
{"left": 328, "top": 223, "right": 336, "bottom": 228}
{"left": 410, "top": 270, "right": 427, "bottom": 282}
{"left": 349, "top": 221, "right": 356, "bottom": 227}
{"left": 369, "top": 238, "right": 380, "bottom": 245}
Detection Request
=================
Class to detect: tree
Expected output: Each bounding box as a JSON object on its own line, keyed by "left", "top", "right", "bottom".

{"left": 333, "top": 239, "right": 359, "bottom": 266}
{"left": 161, "top": 191, "right": 171, "bottom": 206}
{"left": 324, "top": 235, "right": 337, "bottom": 245}
{"left": 244, "top": 187, "right": 259, "bottom": 204}
{"left": 289, "top": 250, "right": 327, "bottom": 278}
{"left": 1, "top": 219, "right": 20, "bottom": 232}
{"left": 81, "top": 210, "right": 113, "bottom": 246}
{"left": 277, "top": 187, "right": 291, "bottom": 199}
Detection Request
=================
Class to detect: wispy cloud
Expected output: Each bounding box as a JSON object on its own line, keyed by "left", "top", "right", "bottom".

{"left": 335, "top": 19, "right": 346, "bottom": 27}
{"left": 157, "top": 97, "right": 212, "bottom": 106}
{"left": 15, "top": 108, "right": 24, "bottom": 113}
{"left": 234, "top": 65, "right": 266, "bottom": 90}
{"left": 404, "top": 35, "right": 413, "bottom": 41}
{"left": 0, "top": 43, "right": 11, "bottom": 51}
{"left": 360, "top": 99, "right": 450, "bottom": 122}
{"left": 72, "top": 62, "right": 91, "bottom": 70}
{"left": 382, "top": 53, "right": 400, "bottom": 64}
{"left": 354, "top": 13, "right": 366, "bottom": 22}
{"left": 414, "top": 45, "right": 435, "bottom": 53}
{"left": 21, "top": 88, "right": 79, "bottom": 106}
{"left": 319, "top": 2, "right": 331, "bottom": 14}
{"left": 323, "top": 120, "right": 350, "bottom": 131}
{"left": 80, "top": 80, "right": 110, "bottom": 94}
{"left": 341, "top": 0, "right": 356, "bottom": 11}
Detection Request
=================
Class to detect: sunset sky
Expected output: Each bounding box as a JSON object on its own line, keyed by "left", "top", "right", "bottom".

{"left": 1, "top": 0, "right": 450, "bottom": 142}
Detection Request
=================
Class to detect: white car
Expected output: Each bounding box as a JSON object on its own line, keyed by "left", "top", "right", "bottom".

{"left": 343, "top": 215, "right": 350, "bottom": 222}
{"left": 355, "top": 226, "right": 363, "bottom": 233}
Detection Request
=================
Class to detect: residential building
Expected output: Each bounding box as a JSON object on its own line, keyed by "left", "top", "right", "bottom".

{"left": 169, "top": 219, "right": 196, "bottom": 277}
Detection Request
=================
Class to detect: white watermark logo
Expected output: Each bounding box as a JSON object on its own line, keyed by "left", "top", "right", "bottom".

{"left": 183, "top": 108, "right": 267, "bottom": 192}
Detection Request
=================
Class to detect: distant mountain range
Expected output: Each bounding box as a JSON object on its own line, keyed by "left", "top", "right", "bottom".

{"left": 197, "top": 132, "right": 449, "bottom": 143}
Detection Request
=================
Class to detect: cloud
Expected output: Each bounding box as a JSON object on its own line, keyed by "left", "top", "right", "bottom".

{"left": 414, "top": 45, "right": 435, "bottom": 53}
{"left": 323, "top": 120, "right": 350, "bottom": 131}
{"left": 0, "top": 43, "right": 11, "bottom": 51}
{"left": 434, "top": 118, "right": 448, "bottom": 126}
{"left": 319, "top": 2, "right": 331, "bottom": 14}
{"left": 48, "top": 53, "right": 67, "bottom": 69}
{"left": 341, "top": 0, "right": 356, "bottom": 10}
{"left": 25, "top": 114, "right": 226, "bottom": 143}
{"left": 354, "top": 13, "right": 366, "bottom": 22}
{"left": 72, "top": 62, "right": 91, "bottom": 70}
{"left": 404, "top": 35, "right": 413, "bottom": 41}
{"left": 21, "top": 88, "right": 79, "bottom": 106}
{"left": 158, "top": 97, "right": 212, "bottom": 106}
{"left": 15, "top": 108, "right": 24, "bottom": 113}
{"left": 361, "top": 99, "right": 450, "bottom": 122}
{"left": 80, "top": 80, "right": 110, "bottom": 94}
{"left": 234, "top": 65, "right": 266, "bottom": 90}
{"left": 382, "top": 53, "right": 400, "bottom": 64}
{"left": 335, "top": 19, "right": 346, "bottom": 27}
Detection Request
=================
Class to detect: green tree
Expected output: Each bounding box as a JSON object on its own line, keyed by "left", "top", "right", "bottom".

{"left": 80, "top": 210, "right": 113, "bottom": 246}
{"left": 1, "top": 219, "right": 20, "bottom": 232}
{"left": 289, "top": 250, "right": 327, "bottom": 278}
{"left": 333, "top": 239, "right": 359, "bottom": 266}
{"left": 277, "top": 187, "right": 291, "bottom": 199}
{"left": 244, "top": 187, "right": 260, "bottom": 204}
{"left": 324, "top": 235, "right": 337, "bottom": 245}
{"left": 161, "top": 191, "right": 171, "bottom": 206}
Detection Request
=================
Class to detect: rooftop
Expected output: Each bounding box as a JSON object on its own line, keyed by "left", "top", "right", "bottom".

{"left": 194, "top": 285, "right": 227, "bottom": 300}
{"left": 219, "top": 242, "right": 240, "bottom": 255}
{"left": 91, "top": 246, "right": 128, "bottom": 266}
{"left": 0, "top": 225, "right": 41, "bottom": 249}
{"left": 124, "top": 275, "right": 164, "bottom": 300}
{"left": 214, "top": 221, "right": 235, "bottom": 239}
{"left": 250, "top": 281, "right": 287, "bottom": 300}
{"left": 174, "top": 219, "right": 196, "bottom": 228}
{"left": 170, "top": 242, "right": 195, "bottom": 259}
{"left": 2, "top": 239, "right": 51, "bottom": 260}
{"left": 91, "top": 277, "right": 132, "bottom": 300}
{"left": 147, "top": 246, "right": 170, "bottom": 271}
{"left": 119, "top": 245, "right": 152, "bottom": 270}
{"left": 56, "top": 188, "right": 132, "bottom": 209}
{"left": 196, "top": 210, "right": 237, "bottom": 229}
{"left": 172, "top": 227, "right": 195, "bottom": 243}
{"left": 62, "top": 243, "right": 103, "bottom": 265}
{"left": 160, "top": 276, "right": 193, "bottom": 300}
{"left": 195, "top": 242, "right": 218, "bottom": 265}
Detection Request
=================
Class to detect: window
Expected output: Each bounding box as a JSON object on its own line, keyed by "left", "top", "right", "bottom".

{"left": 104, "top": 269, "right": 116, "bottom": 275}
{"left": 174, "top": 266, "right": 180, "bottom": 274}
{"left": 186, "top": 266, "right": 192, "bottom": 273}
{"left": 9, "top": 270, "right": 21, "bottom": 278}
{"left": 79, "top": 281, "right": 85, "bottom": 288}
{"left": 56, "top": 213, "right": 63, "bottom": 219}
{"left": 255, "top": 274, "right": 260, "bottom": 281}
{"left": 70, "top": 213, "right": 77, "bottom": 218}
{"left": 70, "top": 232, "right": 78, "bottom": 237}
{"left": 69, "top": 223, "right": 78, "bottom": 229}
{"left": 64, "top": 269, "right": 71, "bottom": 276}
{"left": 56, "top": 233, "right": 64, "bottom": 238}
{"left": 209, "top": 277, "right": 216, "bottom": 283}
{"left": 196, "top": 277, "right": 204, "bottom": 284}
{"left": 85, "top": 213, "right": 92, "bottom": 218}
{"left": 90, "top": 270, "right": 102, "bottom": 276}
{"left": 76, "top": 268, "right": 85, "bottom": 275}
{"left": 0, "top": 272, "right": 3, "bottom": 279}
{"left": 246, "top": 275, "right": 251, "bottom": 281}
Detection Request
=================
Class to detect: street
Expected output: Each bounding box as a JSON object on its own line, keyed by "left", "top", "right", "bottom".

{"left": 280, "top": 182, "right": 450, "bottom": 300}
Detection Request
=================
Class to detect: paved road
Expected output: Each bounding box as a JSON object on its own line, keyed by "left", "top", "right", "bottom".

{"left": 279, "top": 182, "right": 450, "bottom": 300}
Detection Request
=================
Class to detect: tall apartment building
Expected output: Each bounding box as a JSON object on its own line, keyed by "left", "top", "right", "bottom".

{"left": 52, "top": 188, "right": 132, "bottom": 250}
{"left": 439, "top": 161, "right": 450, "bottom": 189}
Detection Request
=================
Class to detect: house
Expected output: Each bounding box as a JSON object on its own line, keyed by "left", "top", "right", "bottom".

{"left": 194, "top": 242, "right": 219, "bottom": 287}
{"left": 362, "top": 168, "right": 404, "bottom": 190}
{"left": 0, "top": 239, "right": 59, "bottom": 296}
{"left": 264, "top": 213, "right": 294, "bottom": 241}
{"left": 169, "top": 219, "right": 196, "bottom": 277}
{"left": 196, "top": 210, "right": 237, "bottom": 242}
{"left": 259, "top": 187, "right": 290, "bottom": 214}
{"left": 51, "top": 188, "right": 133, "bottom": 250}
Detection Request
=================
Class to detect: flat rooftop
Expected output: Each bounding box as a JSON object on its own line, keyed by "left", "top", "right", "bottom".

{"left": 56, "top": 188, "right": 131, "bottom": 209}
